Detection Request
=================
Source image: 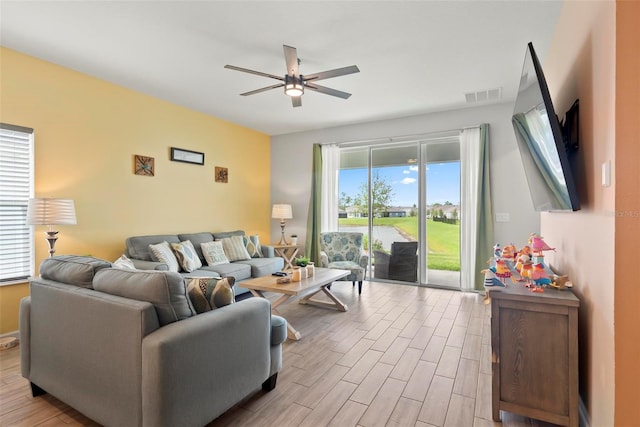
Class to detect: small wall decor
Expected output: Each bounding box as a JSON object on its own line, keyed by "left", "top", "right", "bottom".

{"left": 134, "top": 155, "right": 154, "bottom": 176}
{"left": 215, "top": 166, "right": 228, "bottom": 183}
{"left": 170, "top": 147, "right": 204, "bottom": 165}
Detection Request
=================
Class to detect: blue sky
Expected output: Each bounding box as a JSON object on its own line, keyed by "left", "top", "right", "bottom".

{"left": 339, "top": 161, "right": 461, "bottom": 206}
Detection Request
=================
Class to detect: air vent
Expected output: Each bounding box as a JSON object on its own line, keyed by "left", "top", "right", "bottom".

{"left": 465, "top": 87, "right": 503, "bottom": 104}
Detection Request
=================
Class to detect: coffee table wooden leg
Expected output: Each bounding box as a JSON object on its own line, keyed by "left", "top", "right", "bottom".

{"left": 250, "top": 290, "right": 302, "bottom": 341}
{"left": 299, "top": 285, "right": 348, "bottom": 312}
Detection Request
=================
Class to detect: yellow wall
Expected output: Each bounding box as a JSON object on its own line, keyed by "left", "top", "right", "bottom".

{"left": 614, "top": 1, "right": 640, "bottom": 424}
{"left": 0, "top": 47, "right": 271, "bottom": 334}
{"left": 543, "top": 2, "right": 616, "bottom": 424}
{"left": 545, "top": 1, "right": 640, "bottom": 425}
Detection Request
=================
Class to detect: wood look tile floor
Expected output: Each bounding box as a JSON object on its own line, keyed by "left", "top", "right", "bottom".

{"left": 0, "top": 281, "right": 558, "bottom": 427}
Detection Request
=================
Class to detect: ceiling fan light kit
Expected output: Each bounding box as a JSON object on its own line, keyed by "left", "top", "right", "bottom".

{"left": 225, "top": 45, "right": 359, "bottom": 107}
{"left": 284, "top": 75, "right": 304, "bottom": 97}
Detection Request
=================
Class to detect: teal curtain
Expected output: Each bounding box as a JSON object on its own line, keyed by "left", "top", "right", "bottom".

{"left": 474, "top": 124, "right": 494, "bottom": 290}
{"left": 305, "top": 144, "right": 323, "bottom": 264}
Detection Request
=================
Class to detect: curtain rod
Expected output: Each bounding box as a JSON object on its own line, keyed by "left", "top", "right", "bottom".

{"left": 322, "top": 126, "right": 482, "bottom": 148}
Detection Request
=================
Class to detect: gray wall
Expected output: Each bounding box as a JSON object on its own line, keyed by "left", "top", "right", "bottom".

{"left": 270, "top": 101, "right": 540, "bottom": 253}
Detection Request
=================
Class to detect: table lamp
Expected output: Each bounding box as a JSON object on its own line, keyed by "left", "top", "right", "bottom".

{"left": 27, "top": 198, "right": 77, "bottom": 257}
{"left": 272, "top": 204, "right": 292, "bottom": 245}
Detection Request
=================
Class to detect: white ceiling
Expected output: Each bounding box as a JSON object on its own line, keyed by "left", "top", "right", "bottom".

{"left": 0, "top": 1, "right": 563, "bottom": 136}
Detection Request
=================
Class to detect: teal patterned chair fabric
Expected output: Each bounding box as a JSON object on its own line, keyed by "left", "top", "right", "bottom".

{"left": 319, "top": 232, "right": 369, "bottom": 294}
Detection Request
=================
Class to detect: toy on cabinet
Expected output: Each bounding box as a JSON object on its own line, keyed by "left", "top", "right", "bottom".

{"left": 493, "top": 243, "right": 501, "bottom": 258}
{"left": 530, "top": 235, "right": 555, "bottom": 257}
{"left": 531, "top": 263, "right": 552, "bottom": 286}
{"left": 501, "top": 243, "right": 517, "bottom": 261}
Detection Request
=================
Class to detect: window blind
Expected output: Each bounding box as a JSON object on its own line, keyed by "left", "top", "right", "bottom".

{"left": 0, "top": 123, "right": 34, "bottom": 283}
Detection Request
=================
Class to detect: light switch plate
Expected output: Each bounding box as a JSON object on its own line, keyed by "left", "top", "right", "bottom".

{"left": 602, "top": 160, "right": 611, "bottom": 187}
{"left": 495, "top": 213, "right": 510, "bottom": 223}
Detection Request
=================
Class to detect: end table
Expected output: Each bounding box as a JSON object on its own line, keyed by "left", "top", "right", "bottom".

{"left": 272, "top": 244, "right": 299, "bottom": 270}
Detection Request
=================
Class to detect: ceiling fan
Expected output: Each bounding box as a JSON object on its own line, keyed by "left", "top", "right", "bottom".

{"left": 224, "top": 45, "right": 360, "bottom": 107}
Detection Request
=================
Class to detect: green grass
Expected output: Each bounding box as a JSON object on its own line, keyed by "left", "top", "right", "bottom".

{"left": 339, "top": 217, "right": 460, "bottom": 271}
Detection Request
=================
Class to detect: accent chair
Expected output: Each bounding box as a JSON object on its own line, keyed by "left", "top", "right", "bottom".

{"left": 319, "top": 231, "right": 369, "bottom": 294}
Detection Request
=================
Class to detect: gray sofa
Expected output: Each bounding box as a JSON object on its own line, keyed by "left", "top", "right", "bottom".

{"left": 19, "top": 255, "right": 287, "bottom": 427}
{"left": 125, "top": 230, "right": 284, "bottom": 296}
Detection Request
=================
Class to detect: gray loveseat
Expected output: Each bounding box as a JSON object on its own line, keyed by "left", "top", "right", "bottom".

{"left": 125, "top": 230, "right": 284, "bottom": 296}
{"left": 19, "top": 256, "right": 287, "bottom": 427}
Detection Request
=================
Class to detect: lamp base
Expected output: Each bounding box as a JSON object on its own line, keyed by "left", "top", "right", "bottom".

{"left": 277, "top": 221, "right": 288, "bottom": 246}
{"left": 45, "top": 231, "right": 59, "bottom": 258}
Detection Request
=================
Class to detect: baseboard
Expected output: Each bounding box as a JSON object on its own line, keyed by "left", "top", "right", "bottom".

{"left": 579, "top": 396, "right": 590, "bottom": 427}
{"left": 0, "top": 330, "right": 19, "bottom": 340}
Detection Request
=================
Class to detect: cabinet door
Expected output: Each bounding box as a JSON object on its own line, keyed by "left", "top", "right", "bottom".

{"left": 498, "top": 303, "right": 570, "bottom": 417}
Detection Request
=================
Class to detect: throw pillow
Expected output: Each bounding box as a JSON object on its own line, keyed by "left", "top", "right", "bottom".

{"left": 244, "top": 234, "right": 264, "bottom": 258}
{"left": 201, "top": 241, "right": 230, "bottom": 266}
{"left": 220, "top": 235, "right": 251, "bottom": 262}
{"left": 171, "top": 240, "right": 202, "bottom": 273}
{"left": 186, "top": 276, "right": 236, "bottom": 313}
{"left": 148, "top": 241, "right": 180, "bottom": 272}
{"left": 113, "top": 254, "right": 136, "bottom": 269}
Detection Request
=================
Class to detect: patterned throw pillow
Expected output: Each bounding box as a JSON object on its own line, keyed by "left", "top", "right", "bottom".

{"left": 113, "top": 254, "right": 136, "bottom": 269}
{"left": 148, "top": 241, "right": 180, "bottom": 272}
{"left": 220, "top": 235, "right": 251, "bottom": 262}
{"left": 244, "top": 234, "right": 263, "bottom": 258}
{"left": 186, "top": 276, "right": 236, "bottom": 313}
{"left": 201, "top": 241, "right": 230, "bottom": 266}
{"left": 171, "top": 240, "right": 203, "bottom": 273}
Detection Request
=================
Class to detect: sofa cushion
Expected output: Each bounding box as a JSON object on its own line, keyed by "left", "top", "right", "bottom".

{"left": 149, "top": 241, "right": 180, "bottom": 272}
{"left": 201, "top": 241, "right": 229, "bottom": 266}
{"left": 220, "top": 235, "right": 251, "bottom": 262}
{"left": 186, "top": 277, "right": 235, "bottom": 313}
{"left": 93, "top": 268, "right": 195, "bottom": 326}
{"left": 39, "top": 255, "right": 112, "bottom": 289}
{"left": 199, "top": 263, "right": 252, "bottom": 281}
{"left": 244, "top": 235, "right": 264, "bottom": 258}
{"left": 126, "top": 235, "right": 180, "bottom": 261}
{"left": 171, "top": 240, "right": 202, "bottom": 272}
{"left": 177, "top": 232, "right": 213, "bottom": 262}
{"left": 235, "top": 257, "right": 284, "bottom": 277}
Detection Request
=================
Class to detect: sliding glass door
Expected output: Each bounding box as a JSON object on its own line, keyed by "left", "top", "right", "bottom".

{"left": 338, "top": 137, "right": 461, "bottom": 288}
{"left": 423, "top": 141, "right": 461, "bottom": 287}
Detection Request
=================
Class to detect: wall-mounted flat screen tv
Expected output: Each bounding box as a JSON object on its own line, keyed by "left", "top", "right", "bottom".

{"left": 512, "top": 42, "right": 580, "bottom": 211}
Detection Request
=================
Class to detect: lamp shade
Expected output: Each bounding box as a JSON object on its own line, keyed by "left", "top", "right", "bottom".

{"left": 271, "top": 204, "right": 292, "bottom": 220}
{"left": 26, "top": 198, "right": 77, "bottom": 226}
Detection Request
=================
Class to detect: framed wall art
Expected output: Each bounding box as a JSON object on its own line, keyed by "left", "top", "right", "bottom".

{"left": 134, "top": 155, "right": 154, "bottom": 176}
{"left": 170, "top": 147, "right": 204, "bottom": 165}
{"left": 215, "top": 166, "right": 228, "bottom": 183}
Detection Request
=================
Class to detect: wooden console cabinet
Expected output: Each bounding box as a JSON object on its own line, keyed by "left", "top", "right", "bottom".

{"left": 489, "top": 285, "right": 579, "bottom": 427}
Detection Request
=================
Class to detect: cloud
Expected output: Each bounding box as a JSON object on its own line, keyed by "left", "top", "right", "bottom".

{"left": 403, "top": 170, "right": 410, "bottom": 174}
{"left": 401, "top": 177, "right": 416, "bottom": 185}
{"left": 409, "top": 166, "right": 419, "bottom": 172}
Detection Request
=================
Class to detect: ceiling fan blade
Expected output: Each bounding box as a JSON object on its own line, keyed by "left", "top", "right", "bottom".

{"left": 305, "top": 83, "right": 352, "bottom": 99}
{"left": 240, "top": 84, "right": 284, "bottom": 96}
{"left": 304, "top": 65, "right": 360, "bottom": 82}
{"left": 291, "top": 96, "right": 302, "bottom": 107}
{"left": 224, "top": 65, "right": 284, "bottom": 81}
{"left": 283, "top": 45, "right": 299, "bottom": 77}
